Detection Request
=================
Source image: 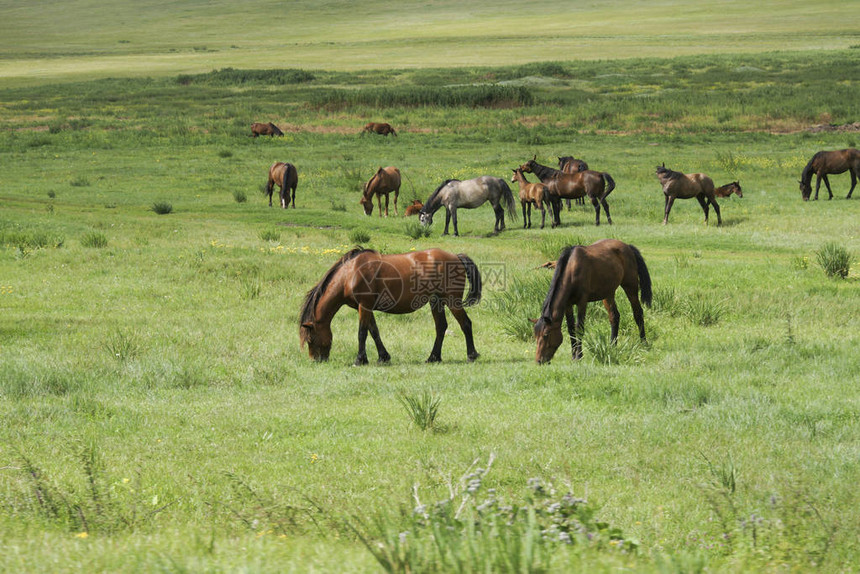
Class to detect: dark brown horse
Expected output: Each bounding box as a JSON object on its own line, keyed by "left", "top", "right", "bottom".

{"left": 714, "top": 181, "right": 743, "bottom": 198}
{"left": 404, "top": 199, "right": 424, "bottom": 216}
{"left": 362, "top": 122, "right": 397, "bottom": 137}
{"left": 520, "top": 157, "right": 615, "bottom": 227}
{"left": 532, "top": 239, "right": 652, "bottom": 363}
{"left": 511, "top": 168, "right": 550, "bottom": 229}
{"left": 300, "top": 248, "right": 481, "bottom": 365}
{"left": 266, "top": 162, "right": 297, "bottom": 208}
{"left": 251, "top": 122, "right": 284, "bottom": 137}
{"left": 655, "top": 165, "right": 721, "bottom": 225}
{"left": 558, "top": 155, "right": 588, "bottom": 208}
{"left": 360, "top": 166, "right": 401, "bottom": 217}
{"left": 799, "top": 149, "right": 860, "bottom": 200}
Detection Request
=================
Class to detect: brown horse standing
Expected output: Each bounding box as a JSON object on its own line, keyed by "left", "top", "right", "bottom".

{"left": 362, "top": 122, "right": 397, "bottom": 137}
{"left": 799, "top": 149, "right": 860, "bottom": 200}
{"left": 251, "top": 122, "right": 284, "bottom": 137}
{"left": 520, "top": 157, "right": 615, "bottom": 227}
{"left": 558, "top": 155, "right": 588, "bottom": 209}
{"left": 300, "top": 248, "right": 481, "bottom": 365}
{"left": 360, "top": 166, "right": 401, "bottom": 217}
{"left": 655, "top": 165, "right": 721, "bottom": 225}
{"left": 266, "top": 162, "right": 298, "bottom": 208}
{"left": 714, "top": 181, "right": 743, "bottom": 198}
{"left": 511, "top": 168, "right": 550, "bottom": 229}
{"left": 533, "top": 239, "right": 652, "bottom": 363}
{"left": 404, "top": 199, "right": 424, "bottom": 216}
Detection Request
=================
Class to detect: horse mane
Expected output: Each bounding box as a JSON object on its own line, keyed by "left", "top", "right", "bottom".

{"left": 299, "top": 247, "right": 376, "bottom": 337}
{"left": 540, "top": 245, "right": 578, "bottom": 320}
{"left": 800, "top": 153, "right": 822, "bottom": 185}
{"left": 656, "top": 165, "right": 684, "bottom": 180}
{"left": 529, "top": 160, "right": 561, "bottom": 181}
{"left": 422, "top": 179, "right": 459, "bottom": 214}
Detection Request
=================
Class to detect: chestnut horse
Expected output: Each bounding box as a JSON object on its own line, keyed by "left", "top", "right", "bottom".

{"left": 533, "top": 239, "right": 652, "bottom": 363}
{"left": 360, "top": 166, "right": 401, "bottom": 217}
{"left": 404, "top": 199, "right": 424, "bottom": 216}
{"left": 799, "top": 149, "right": 860, "bottom": 200}
{"left": 251, "top": 122, "right": 284, "bottom": 137}
{"left": 519, "top": 157, "right": 615, "bottom": 227}
{"left": 362, "top": 122, "right": 397, "bottom": 137}
{"left": 558, "top": 155, "right": 589, "bottom": 208}
{"left": 265, "top": 162, "right": 297, "bottom": 208}
{"left": 655, "top": 164, "right": 721, "bottom": 225}
{"left": 300, "top": 248, "right": 481, "bottom": 365}
{"left": 511, "top": 168, "right": 550, "bottom": 229}
{"left": 714, "top": 181, "right": 743, "bottom": 198}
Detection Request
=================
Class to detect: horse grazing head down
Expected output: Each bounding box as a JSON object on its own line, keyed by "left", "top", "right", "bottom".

{"left": 531, "top": 316, "right": 563, "bottom": 365}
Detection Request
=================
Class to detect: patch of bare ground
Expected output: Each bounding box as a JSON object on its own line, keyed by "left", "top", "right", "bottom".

{"left": 807, "top": 122, "right": 860, "bottom": 133}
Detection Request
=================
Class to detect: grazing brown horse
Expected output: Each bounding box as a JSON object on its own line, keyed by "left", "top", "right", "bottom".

{"left": 511, "top": 168, "right": 550, "bottom": 229}
{"left": 655, "top": 165, "right": 721, "bottom": 225}
{"left": 799, "top": 149, "right": 860, "bottom": 200}
{"left": 362, "top": 122, "right": 397, "bottom": 137}
{"left": 251, "top": 122, "right": 284, "bottom": 137}
{"left": 265, "top": 162, "right": 297, "bottom": 208}
{"left": 360, "top": 166, "right": 401, "bottom": 217}
{"left": 558, "top": 155, "right": 589, "bottom": 208}
{"left": 520, "top": 157, "right": 615, "bottom": 227}
{"left": 714, "top": 181, "right": 743, "bottom": 198}
{"left": 404, "top": 199, "right": 424, "bottom": 216}
{"left": 300, "top": 248, "right": 481, "bottom": 365}
{"left": 533, "top": 239, "right": 652, "bottom": 363}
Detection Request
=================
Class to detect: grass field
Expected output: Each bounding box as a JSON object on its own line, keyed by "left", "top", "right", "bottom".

{"left": 2, "top": 1, "right": 860, "bottom": 572}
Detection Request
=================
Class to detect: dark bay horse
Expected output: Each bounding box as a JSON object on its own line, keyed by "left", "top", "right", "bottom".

{"left": 300, "top": 248, "right": 481, "bottom": 365}
{"left": 362, "top": 122, "right": 397, "bottom": 137}
{"left": 251, "top": 122, "right": 284, "bottom": 137}
{"left": 714, "top": 181, "right": 743, "bottom": 198}
{"left": 511, "top": 168, "right": 550, "bottom": 229}
{"left": 655, "top": 165, "right": 721, "bottom": 225}
{"left": 799, "top": 149, "right": 860, "bottom": 200}
{"left": 266, "top": 162, "right": 297, "bottom": 208}
{"left": 533, "top": 239, "right": 652, "bottom": 363}
{"left": 360, "top": 166, "right": 401, "bottom": 217}
{"left": 520, "top": 157, "right": 615, "bottom": 227}
{"left": 419, "top": 176, "right": 516, "bottom": 236}
{"left": 558, "top": 155, "right": 589, "bottom": 208}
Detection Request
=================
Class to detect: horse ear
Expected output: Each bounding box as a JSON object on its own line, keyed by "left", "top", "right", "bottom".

{"left": 532, "top": 154, "right": 537, "bottom": 161}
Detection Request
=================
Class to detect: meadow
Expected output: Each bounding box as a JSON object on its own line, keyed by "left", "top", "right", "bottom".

{"left": 2, "top": 1, "right": 860, "bottom": 572}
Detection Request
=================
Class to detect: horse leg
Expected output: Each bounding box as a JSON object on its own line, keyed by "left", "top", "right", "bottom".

{"left": 564, "top": 307, "right": 577, "bottom": 360}
{"left": 443, "top": 208, "right": 451, "bottom": 235}
{"left": 426, "top": 299, "right": 447, "bottom": 363}
{"left": 366, "top": 313, "right": 390, "bottom": 364}
{"left": 814, "top": 175, "right": 822, "bottom": 200}
{"left": 291, "top": 185, "right": 296, "bottom": 209}
{"left": 822, "top": 175, "right": 833, "bottom": 200}
{"left": 539, "top": 203, "right": 546, "bottom": 229}
{"left": 710, "top": 196, "right": 722, "bottom": 225}
{"left": 384, "top": 193, "right": 390, "bottom": 217}
{"left": 696, "top": 195, "right": 710, "bottom": 224}
{"left": 573, "top": 302, "right": 587, "bottom": 360}
{"left": 848, "top": 170, "right": 857, "bottom": 199}
{"left": 521, "top": 201, "right": 528, "bottom": 228}
{"left": 493, "top": 203, "right": 504, "bottom": 234}
{"left": 451, "top": 207, "right": 460, "bottom": 237}
{"left": 393, "top": 189, "right": 399, "bottom": 216}
{"left": 553, "top": 197, "right": 562, "bottom": 227}
{"left": 565, "top": 198, "right": 572, "bottom": 211}
{"left": 449, "top": 306, "right": 479, "bottom": 362}
{"left": 266, "top": 180, "right": 274, "bottom": 207}
{"left": 603, "top": 296, "right": 620, "bottom": 345}
{"left": 354, "top": 306, "right": 373, "bottom": 366}
{"left": 623, "top": 285, "right": 647, "bottom": 343}
{"left": 591, "top": 196, "right": 601, "bottom": 226}
{"left": 600, "top": 195, "right": 613, "bottom": 225}
{"left": 663, "top": 195, "right": 675, "bottom": 225}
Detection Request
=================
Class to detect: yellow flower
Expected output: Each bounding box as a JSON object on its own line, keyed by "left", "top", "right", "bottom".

{"left": 122, "top": 478, "right": 130, "bottom": 484}
{"left": 75, "top": 532, "right": 88, "bottom": 539}
{"left": 310, "top": 453, "right": 319, "bottom": 463}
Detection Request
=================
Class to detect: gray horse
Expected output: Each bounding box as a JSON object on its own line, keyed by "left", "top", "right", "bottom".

{"left": 419, "top": 176, "right": 517, "bottom": 236}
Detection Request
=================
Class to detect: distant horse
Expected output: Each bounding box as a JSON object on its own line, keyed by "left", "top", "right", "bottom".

{"left": 251, "top": 122, "right": 284, "bottom": 137}
{"left": 532, "top": 239, "right": 652, "bottom": 363}
{"left": 300, "top": 248, "right": 481, "bottom": 365}
{"left": 404, "top": 199, "right": 424, "bottom": 216}
{"left": 558, "top": 155, "right": 589, "bottom": 208}
{"left": 419, "top": 176, "right": 517, "bottom": 236}
{"left": 511, "top": 168, "right": 551, "bottom": 229}
{"left": 799, "top": 149, "right": 860, "bottom": 200}
{"left": 266, "top": 162, "right": 297, "bottom": 208}
{"left": 362, "top": 122, "right": 397, "bottom": 137}
{"left": 714, "top": 181, "right": 743, "bottom": 198}
{"left": 360, "top": 166, "right": 401, "bottom": 217}
{"left": 655, "top": 164, "right": 721, "bottom": 225}
{"left": 520, "top": 157, "right": 615, "bottom": 227}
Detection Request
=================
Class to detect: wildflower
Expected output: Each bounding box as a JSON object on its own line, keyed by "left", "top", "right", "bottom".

{"left": 122, "top": 478, "right": 130, "bottom": 484}
{"left": 75, "top": 532, "right": 88, "bottom": 539}
{"left": 310, "top": 453, "right": 319, "bottom": 463}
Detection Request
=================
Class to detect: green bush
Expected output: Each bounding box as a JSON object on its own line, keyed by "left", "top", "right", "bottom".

{"left": 816, "top": 242, "right": 852, "bottom": 279}
{"left": 80, "top": 231, "right": 108, "bottom": 249}
{"left": 150, "top": 202, "right": 173, "bottom": 215}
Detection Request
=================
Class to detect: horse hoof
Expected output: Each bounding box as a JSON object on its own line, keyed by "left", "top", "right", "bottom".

{"left": 467, "top": 352, "right": 480, "bottom": 363}
{"left": 378, "top": 355, "right": 391, "bottom": 365}
{"left": 426, "top": 355, "right": 441, "bottom": 363}
{"left": 353, "top": 357, "right": 369, "bottom": 366}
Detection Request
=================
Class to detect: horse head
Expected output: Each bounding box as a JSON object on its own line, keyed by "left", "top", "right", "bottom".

{"left": 359, "top": 195, "right": 373, "bottom": 216}
{"left": 418, "top": 208, "right": 433, "bottom": 227}
{"left": 799, "top": 180, "right": 812, "bottom": 201}
{"left": 300, "top": 321, "right": 332, "bottom": 362}
{"left": 531, "top": 316, "right": 563, "bottom": 364}
{"left": 733, "top": 181, "right": 743, "bottom": 198}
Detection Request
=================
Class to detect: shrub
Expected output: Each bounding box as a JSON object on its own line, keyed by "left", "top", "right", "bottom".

{"left": 81, "top": 231, "right": 108, "bottom": 249}
{"left": 217, "top": 149, "right": 233, "bottom": 158}
{"left": 259, "top": 229, "right": 280, "bottom": 242}
{"left": 150, "top": 202, "right": 173, "bottom": 215}
{"left": 816, "top": 242, "right": 852, "bottom": 279}
{"left": 104, "top": 330, "right": 139, "bottom": 361}
{"left": 683, "top": 295, "right": 726, "bottom": 326}
{"left": 349, "top": 229, "right": 371, "bottom": 244}
{"left": 70, "top": 176, "right": 91, "bottom": 187}
{"left": 405, "top": 221, "right": 432, "bottom": 240}
{"left": 583, "top": 332, "right": 646, "bottom": 365}
{"left": 232, "top": 189, "right": 247, "bottom": 203}
{"left": 397, "top": 389, "right": 442, "bottom": 432}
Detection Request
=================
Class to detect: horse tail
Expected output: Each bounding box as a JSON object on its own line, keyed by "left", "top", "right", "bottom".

{"left": 500, "top": 179, "right": 518, "bottom": 220}
{"left": 602, "top": 172, "right": 616, "bottom": 196}
{"left": 629, "top": 245, "right": 652, "bottom": 308}
{"left": 456, "top": 253, "right": 482, "bottom": 307}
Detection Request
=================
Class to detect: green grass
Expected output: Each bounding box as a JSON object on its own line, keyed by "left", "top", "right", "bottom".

{"left": 1, "top": 1, "right": 859, "bottom": 572}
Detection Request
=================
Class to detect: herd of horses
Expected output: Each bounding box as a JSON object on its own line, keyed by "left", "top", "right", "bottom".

{"left": 251, "top": 122, "right": 857, "bottom": 365}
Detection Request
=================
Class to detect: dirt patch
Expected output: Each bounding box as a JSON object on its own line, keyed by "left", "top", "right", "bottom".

{"left": 277, "top": 222, "right": 340, "bottom": 229}
{"left": 807, "top": 122, "right": 860, "bottom": 133}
